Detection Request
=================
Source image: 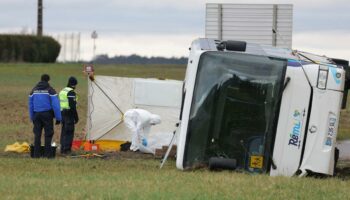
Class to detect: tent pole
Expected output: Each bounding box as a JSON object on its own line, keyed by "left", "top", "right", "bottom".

{"left": 91, "top": 80, "right": 124, "bottom": 115}
{"left": 93, "top": 119, "right": 124, "bottom": 141}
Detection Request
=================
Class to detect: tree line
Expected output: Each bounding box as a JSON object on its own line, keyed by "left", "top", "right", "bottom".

{"left": 93, "top": 54, "right": 188, "bottom": 65}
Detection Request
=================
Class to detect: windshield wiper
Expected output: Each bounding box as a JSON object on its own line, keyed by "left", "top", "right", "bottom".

{"left": 295, "top": 51, "right": 317, "bottom": 64}
{"left": 283, "top": 77, "right": 291, "bottom": 91}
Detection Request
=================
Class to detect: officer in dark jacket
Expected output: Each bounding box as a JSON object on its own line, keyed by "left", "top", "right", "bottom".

{"left": 59, "top": 77, "right": 79, "bottom": 154}
{"left": 29, "top": 74, "right": 62, "bottom": 158}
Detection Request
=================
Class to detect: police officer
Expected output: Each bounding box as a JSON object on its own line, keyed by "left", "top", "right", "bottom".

{"left": 29, "top": 74, "right": 61, "bottom": 158}
{"left": 59, "top": 77, "right": 79, "bottom": 154}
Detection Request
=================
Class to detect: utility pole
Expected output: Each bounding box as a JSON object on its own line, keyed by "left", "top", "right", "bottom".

{"left": 76, "top": 33, "right": 81, "bottom": 61}
{"left": 91, "top": 30, "right": 98, "bottom": 60}
{"left": 63, "top": 33, "right": 67, "bottom": 62}
{"left": 37, "top": 0, "right": 43, "bottom": 36}
{"left": 71, "top": 33, "right": 74, "bottom": 61}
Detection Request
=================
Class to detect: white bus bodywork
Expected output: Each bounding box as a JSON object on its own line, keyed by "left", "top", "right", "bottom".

{"left": 176, "top": 38, "right": 348, "bottom": 176}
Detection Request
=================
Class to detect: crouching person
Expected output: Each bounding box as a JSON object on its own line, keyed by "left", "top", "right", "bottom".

{"left": 59, "top": 77, "right": 79, "bottom": 154}
{"left": 124, "top": 109, "right": 161, "bottom": 154}
{"left": 28, "top": 74, "right": 61, "bottom": 158}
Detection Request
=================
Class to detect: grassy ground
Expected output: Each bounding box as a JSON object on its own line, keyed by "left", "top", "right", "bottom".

{"left": 0, "top": 157, "right": 349, "bottom": 199}
{"left": 1, "top": 63, "right": 350, "bottom": 199}
{"left": 339, "top": 108, "right": 350, "bottom": 140}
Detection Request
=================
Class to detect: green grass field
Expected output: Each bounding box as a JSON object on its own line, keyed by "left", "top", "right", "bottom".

{"left": 1, "top": 63, "right": 350, "bottom": 199}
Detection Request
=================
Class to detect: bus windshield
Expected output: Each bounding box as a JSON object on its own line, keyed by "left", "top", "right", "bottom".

{"left": 183, "top": 51, "right": 287, "bottom": 172}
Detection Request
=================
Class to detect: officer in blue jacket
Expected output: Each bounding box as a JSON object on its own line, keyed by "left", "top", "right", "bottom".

{"left": 28, "top": 74, "right": 62, "bottom": 158}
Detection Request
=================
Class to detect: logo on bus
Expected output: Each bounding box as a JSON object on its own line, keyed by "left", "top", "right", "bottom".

{"left": 288, "top": 110, "right": 302, "bottom": 149}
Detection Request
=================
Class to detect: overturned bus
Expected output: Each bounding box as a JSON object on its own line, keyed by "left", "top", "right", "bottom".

{"left": 176, "top": 38, "right": 350, "bottom": 176}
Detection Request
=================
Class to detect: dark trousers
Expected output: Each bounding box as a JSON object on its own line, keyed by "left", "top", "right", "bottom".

{"left": 33, "top": 111, "right": 54, "bottom": 158}
{"left": 60, "top": 110, "right": 75, "bottom": 154}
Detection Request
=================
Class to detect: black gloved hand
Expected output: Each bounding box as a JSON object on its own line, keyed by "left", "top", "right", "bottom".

{"left": 55, "top": 120, "right": 61, "bottom": 125}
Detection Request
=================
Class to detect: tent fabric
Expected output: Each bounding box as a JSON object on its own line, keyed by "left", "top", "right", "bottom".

{"left": 95, "top": 140, "right": 125, "bottom": 151}
{"left": 87, "top": 76, "right": 183, "bottom": 149}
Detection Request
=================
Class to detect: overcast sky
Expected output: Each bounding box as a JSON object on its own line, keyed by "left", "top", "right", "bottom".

{"left": 1, "top": 0, "right": 349, "bottom": 61}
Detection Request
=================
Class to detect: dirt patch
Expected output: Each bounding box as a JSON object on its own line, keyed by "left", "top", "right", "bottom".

{"left": 58, "top": 150, "right": 158, "bottom": 160}
{"left": 1, "top": 150, "right": 161, "bottom": 164}
{"left": 335, "top": 160, "right": 350, "bottom": 180}
{"left": 105, "top": 151, "right": 156, "bottom": 160}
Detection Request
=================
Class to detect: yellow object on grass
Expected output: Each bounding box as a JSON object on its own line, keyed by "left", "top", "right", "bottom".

{"left": 5, "top": 142, "right": 30, "bottom": 153}
{"left": 250, "top": 155, "right": 264, "bottom": 169}
{"left": 94, "top": 140, "right": 125, "bottom": 152}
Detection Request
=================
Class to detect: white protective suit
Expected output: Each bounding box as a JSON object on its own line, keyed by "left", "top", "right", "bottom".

{"left": 123, "top": 109, "right": 161, "bottom": 154}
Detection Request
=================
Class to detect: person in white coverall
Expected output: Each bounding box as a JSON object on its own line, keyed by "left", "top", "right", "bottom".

{"left": 123, "top": 109, "right": 161, "bottom": 153}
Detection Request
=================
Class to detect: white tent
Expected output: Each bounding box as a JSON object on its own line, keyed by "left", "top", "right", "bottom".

{"left": 86, "top": 75, "right": 183, "bottom": 149}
